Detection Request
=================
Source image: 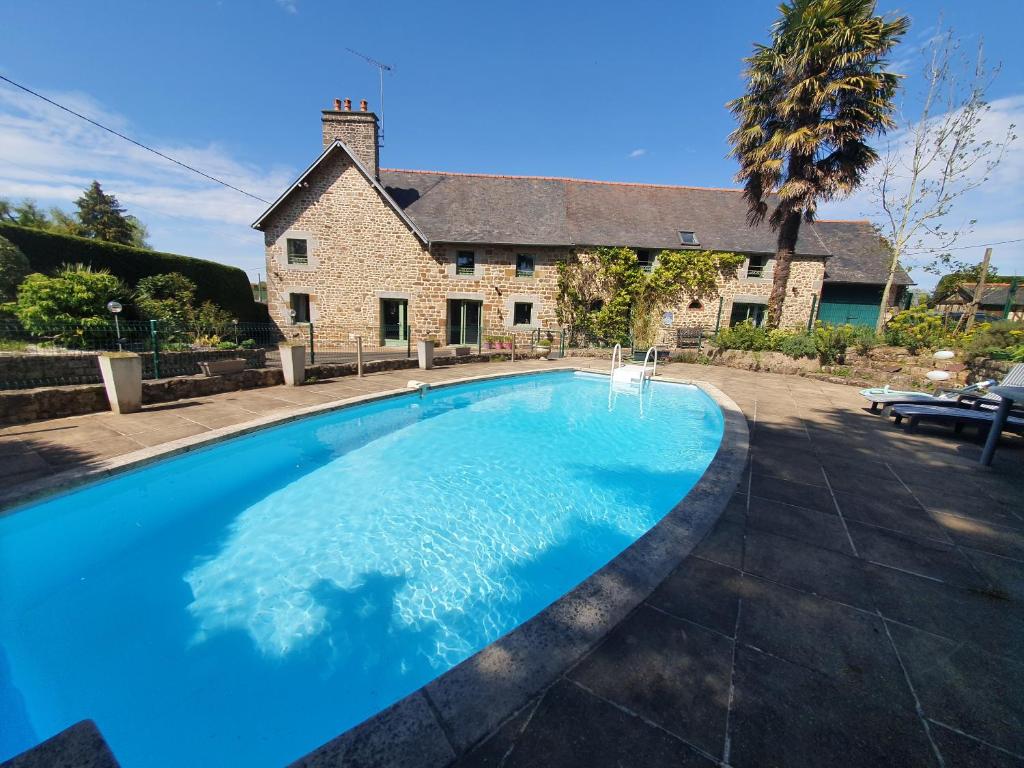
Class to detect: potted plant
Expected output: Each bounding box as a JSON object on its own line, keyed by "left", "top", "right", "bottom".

{"left": 535, "top": 338, "right": 552, "bottom": 358}
{"left": 485, "top": 335, "right": 497, "bottom": 350}
{"left": 500, "top": 337, "right": 512, "bottom": 350}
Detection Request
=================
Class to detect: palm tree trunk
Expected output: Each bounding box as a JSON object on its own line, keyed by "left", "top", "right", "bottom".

{"left": 766, "top": 210, "right": 802, "bottom": 329}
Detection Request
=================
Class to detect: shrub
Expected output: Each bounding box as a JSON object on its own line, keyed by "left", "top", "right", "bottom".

{"left": 0, "top": 235, "right": 30, "bottom": 300}
{"left": 962, "top": 321, "right": 1024, "bottom": 362}
{"left": 850, "top": 325, "right": 882, "bottom": 355}
{"left": 883, "top": 305, "right": 950, "bottom": 353}
{"left": 135, "top": 272, "right": 197, "bottom": 325}
{"left": 0, "top": 222, "right": 260, "bottom": 320}
{"left": 775, "top": 331, "right": 817, "bottom": 359}
{"left": 813, "top": 322, "right": 854, "bottom": 365}
{"left": 715, "top": 320, "right": 771, "bottom": 351}
{"left": 191, "top": 300, "right": 235, "bottom": 333}
{"left": 14, "top": 264, "right": 128, "bottom": 348}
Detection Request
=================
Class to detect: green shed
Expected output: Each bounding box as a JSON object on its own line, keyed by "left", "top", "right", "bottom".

{"left": 817, "top": 284, "right": 885, "bottom": 327}
{"left": 813, "top": 220, "right": 914, "bottom": 328}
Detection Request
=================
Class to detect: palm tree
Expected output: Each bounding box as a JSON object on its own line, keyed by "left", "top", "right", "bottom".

{"left": 728, "top": 0, "right": 908, "bottom": 328}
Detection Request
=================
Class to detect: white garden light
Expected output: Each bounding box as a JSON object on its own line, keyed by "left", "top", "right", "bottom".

{"left": 933, "top": 349, "right": 955, "bottom": 360}
{"left": 927, "top": 369, "right": 951, "bottom": 382}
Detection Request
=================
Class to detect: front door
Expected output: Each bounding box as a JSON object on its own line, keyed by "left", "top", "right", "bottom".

{"left": 380, "top": 299, "right": 408, "bottom": 346}
{"left": 448, "top": 300, "right": 482, "bottom": 345}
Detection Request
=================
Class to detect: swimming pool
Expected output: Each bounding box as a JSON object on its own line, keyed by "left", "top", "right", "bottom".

{"left": 0, "top": 370, "right": 725, "bottom": 767}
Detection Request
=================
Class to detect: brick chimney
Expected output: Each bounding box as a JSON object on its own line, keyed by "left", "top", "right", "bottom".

{"left": 321, "top": 97, "right": 379, "bottom": 178}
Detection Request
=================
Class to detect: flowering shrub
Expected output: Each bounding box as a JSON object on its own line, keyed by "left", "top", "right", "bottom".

{"left": 883, "top": 306, "right": 952, "bottom": 353}
{"left": 962, "top": 321, "right": 1024, "bottom": 362}
{"left": 715, "top": 321, "right": 848, "bottom": 362}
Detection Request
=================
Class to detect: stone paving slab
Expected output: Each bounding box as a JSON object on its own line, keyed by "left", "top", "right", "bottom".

{"left": 2, "top": 360, "right": 1022, "bottom": 767}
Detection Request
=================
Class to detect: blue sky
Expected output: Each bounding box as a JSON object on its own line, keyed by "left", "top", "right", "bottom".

{"left": 1, "top": 0, "right": 1022, "bottom": 287}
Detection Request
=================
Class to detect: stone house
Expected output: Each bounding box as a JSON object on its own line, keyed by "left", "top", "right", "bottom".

{"left": 252, "top": 99, "right": 911, "bottom": 346}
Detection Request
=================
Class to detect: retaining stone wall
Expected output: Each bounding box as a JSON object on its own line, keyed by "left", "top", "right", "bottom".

{"left": 0, "top": 351, "right": 539, "bottom": 425}
{"left": 0, "top": 349, "right": 266, "bottom": 389}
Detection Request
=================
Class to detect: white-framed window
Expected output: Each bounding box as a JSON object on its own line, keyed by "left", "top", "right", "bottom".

{"left": 286, "top": 238, "right": 309, "bottom": 265}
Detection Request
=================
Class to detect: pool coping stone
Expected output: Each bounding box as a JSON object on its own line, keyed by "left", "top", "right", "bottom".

{"left": 0, "top": 368, "right": 748, "bottom": 768}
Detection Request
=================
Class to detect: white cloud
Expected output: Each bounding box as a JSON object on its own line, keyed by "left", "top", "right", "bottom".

{"left": 628, "top": 148, "right": 647, "bottom": 158}
{"left": 275, "top": 0, "right": 297, "bottom": 13}
{"left": 0, "top": 84, "right": 295, "bottom": 278}
{"left": 820, "top": 94, "right": 1024, "bottom": 289}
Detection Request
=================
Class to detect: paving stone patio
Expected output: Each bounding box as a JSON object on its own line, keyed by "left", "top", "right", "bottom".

{"left": 1, "top": 360, "right": 1022, "bottom": 767}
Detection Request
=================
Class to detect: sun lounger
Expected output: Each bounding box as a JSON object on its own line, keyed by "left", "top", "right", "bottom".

{"left": 860, "top": 381, "right": 994, "bottom": 413}
{"left": 862, "top": 363, "right": 1024, "bottom": 413}
{"left": 891, "top": 403, "right": 1024, "bottom": 436}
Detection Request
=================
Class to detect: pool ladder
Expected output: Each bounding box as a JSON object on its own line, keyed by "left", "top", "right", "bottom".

{"left": 609, "top": 344, "right": 657, "bottom": 392}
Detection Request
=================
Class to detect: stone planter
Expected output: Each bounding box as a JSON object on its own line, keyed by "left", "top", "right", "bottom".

{"left": 97, "top": 352, "right": 142, "bottom": 414}
{"left": 417, "top": 340, "right": 435, "bottom": 370}
{"left": 279, "top": 343, "right": 306, "bottom": 386}
{"left": 198, "top": 359, "right": 247, "bottom": 377}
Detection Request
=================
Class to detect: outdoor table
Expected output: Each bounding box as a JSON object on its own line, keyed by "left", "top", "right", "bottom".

{"left": 980, "top": 385, "right": 1024, "bottom": 466}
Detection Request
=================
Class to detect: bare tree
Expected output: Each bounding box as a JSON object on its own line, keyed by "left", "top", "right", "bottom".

{"left": 872, "top": 27, "right": 1017, "bottom": 333}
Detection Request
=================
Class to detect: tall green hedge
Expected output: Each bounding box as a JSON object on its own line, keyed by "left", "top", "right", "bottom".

{"left": 0, "top": 223, "right": 263, "bottom": 321}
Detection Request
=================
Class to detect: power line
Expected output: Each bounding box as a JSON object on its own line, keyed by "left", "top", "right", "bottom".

{"left": 0, "top": 74, "right": 271, "bottom": 204}
{"left": 904, "top": 237, "right": 1024, "bottom": 255}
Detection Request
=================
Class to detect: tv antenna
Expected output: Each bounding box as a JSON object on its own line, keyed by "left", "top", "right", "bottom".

{"left": 346, "top": 48, "right": 393, "bottom": 146}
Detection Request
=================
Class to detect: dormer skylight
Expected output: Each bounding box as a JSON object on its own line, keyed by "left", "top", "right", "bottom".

{"left": 679, "top": 230, "right": 699, "bottom": 246}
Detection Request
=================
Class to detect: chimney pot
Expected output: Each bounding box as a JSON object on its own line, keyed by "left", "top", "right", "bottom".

{"left": 332, "top": 98, "right": 341, "bottom": 111}
{"left": 343, "top": 98, "right": 352, "bottom": 111}
{"left": 360, "top": 99, "right": 368, "bottom": 112}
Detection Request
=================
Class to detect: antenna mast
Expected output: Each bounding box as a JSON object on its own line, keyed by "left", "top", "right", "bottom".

{"left": 345, "top": 48, "right": 393, "bottom": 146}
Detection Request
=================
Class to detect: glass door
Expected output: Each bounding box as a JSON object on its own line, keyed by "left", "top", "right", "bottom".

{"left": 447, "top": 300, "right": 482, "bottom": 345}
{"left": 380, "top": 299, "right": 408, "bottom": 346}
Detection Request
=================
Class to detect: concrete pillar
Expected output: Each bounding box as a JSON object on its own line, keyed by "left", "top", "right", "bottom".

{"left": 98, "top": 352, "right": 142, "bottom": 414}
{"left": 417, "top": 340, "right": 434, "bottom": 370}
{"left": 279, "top": 343, "right": 306, "bottom": 386}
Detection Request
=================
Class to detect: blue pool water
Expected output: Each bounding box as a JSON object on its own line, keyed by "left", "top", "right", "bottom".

{"left": 0, "top": 371, "right": 723, "bottom": 767}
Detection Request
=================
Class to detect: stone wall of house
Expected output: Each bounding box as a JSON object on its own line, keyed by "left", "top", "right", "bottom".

{"left": 0, "top": 349, "right": 266, "bottom": 390}
{"left": 262, "top": 146, "right": 831, "bottom": 347}
{"left": 263, "top": 150, "right": 439, "bottom": 341}
{"left": 654, "top": 256, "right": 826, "bottom": 346}
{"left": 263, "top": 148, "right": 573, "bottom": 344}
{"left": 426, "top": 244, "right": 568, "bottom": 338}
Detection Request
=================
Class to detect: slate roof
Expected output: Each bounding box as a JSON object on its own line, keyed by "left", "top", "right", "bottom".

{"left": 814, "top": 219, "right": 913, "bottom": 286}
{"left": 380, "top": 170, "right": 832, "bottom": 256}
{"left": 946, "top": 282, "right": 1023, "bottom": 307}
{"left": 254, "top": 144, "right": 908, "bottom": 287}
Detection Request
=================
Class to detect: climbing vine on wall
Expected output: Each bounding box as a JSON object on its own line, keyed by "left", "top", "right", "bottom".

{"left": 556, "top": 247, "right": 743, "bottom": 347}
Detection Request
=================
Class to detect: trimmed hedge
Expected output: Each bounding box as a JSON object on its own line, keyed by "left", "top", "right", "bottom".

{"left": 0, "top": 223, "right": 263, "bottom": 321}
